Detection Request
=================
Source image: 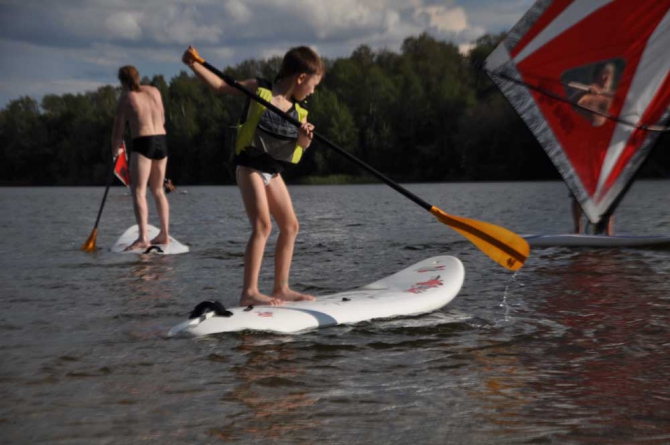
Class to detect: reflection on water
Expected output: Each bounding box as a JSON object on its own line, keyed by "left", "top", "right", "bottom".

{"left": 1, "top": 183, "right": 670, "bottom": 443}
{"left": 469, "top": 249, "right": 670, "bottom": 444}
{"left": 209, "top": 336, "right": 319, "bottom": 442}
{"left": 528, "top": 251, "right": 670, "bottom": 443}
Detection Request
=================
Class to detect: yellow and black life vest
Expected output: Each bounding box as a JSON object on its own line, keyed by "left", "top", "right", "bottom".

{"left": 234, "top": 78, "right": 308, "bottom": 174}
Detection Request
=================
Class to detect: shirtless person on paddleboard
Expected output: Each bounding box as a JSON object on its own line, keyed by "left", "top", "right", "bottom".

{"left": 112, "top": 66, "right": 170, "bottom": 250}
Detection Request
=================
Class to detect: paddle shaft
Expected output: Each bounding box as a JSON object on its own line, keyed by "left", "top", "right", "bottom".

{"left": 92, "top": 158, "right": 117, "bottom": 230}
{"left": 200, "top": 61, "right": 433, "bottom": 213}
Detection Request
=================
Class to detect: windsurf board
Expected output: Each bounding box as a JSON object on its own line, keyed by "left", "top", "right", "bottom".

{"left": 523, "top": 234, "right": 670, "bottom": 248}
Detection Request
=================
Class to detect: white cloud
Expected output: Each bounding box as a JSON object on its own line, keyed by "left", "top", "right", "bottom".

{"left": 464, "top": 0, "right": 535, "bottom": 33}
{"left": 298, "top": 1, "right": 389, "bottom": 39}
{"left": 224, "top": 0, "right": 253, "bottom": 24}
{"left": 140, "top": 4, "right": 223, "bottom": 45}
{"left": 105, "top": 12, "right": 143, "bottom": 40}
{"left": 418, "top": 6, "right": 468, "bottom": 33}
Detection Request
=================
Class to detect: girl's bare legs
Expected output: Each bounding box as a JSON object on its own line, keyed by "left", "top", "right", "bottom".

{"left": 267, "top": 175, "right": 314, "bottom": 302}
{"left": 125, "top": 152, "right": 152, "bottom": 251}
{"left": 148, "top": 157, "right": 169, "bottom": 245}
{"left": 236, "top": 167, "right": 283, "bottom": 307}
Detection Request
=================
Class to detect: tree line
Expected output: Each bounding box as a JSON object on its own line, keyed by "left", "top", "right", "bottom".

{"left": 0, "top": 33, "right": 668, "bottom": 186}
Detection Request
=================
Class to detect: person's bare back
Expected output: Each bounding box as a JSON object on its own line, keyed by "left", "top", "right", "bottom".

{"left": 122, "top": 85, "right": 166, "bottom": 138}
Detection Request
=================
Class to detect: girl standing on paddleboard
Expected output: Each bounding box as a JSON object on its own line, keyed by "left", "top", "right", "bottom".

{"left": 182, "top": 46, "right": 323, "bottom": 306}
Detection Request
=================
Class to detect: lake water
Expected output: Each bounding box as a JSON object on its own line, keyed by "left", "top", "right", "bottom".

{"left": 1, "top": 181, "right": 670, "bottom": 444}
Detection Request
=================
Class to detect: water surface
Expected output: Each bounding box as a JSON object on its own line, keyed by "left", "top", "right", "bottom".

{"left": 1, "top": 181, "right": 669, "bottom": 444}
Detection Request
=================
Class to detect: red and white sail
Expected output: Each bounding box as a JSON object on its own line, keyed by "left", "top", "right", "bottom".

{"left": 485, "top": 0, "right": 670, "bottom": 223}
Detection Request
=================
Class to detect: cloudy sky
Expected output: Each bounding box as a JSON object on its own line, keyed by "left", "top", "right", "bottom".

{"left": 0, "top": 0, "right": 533, "bottom": 108}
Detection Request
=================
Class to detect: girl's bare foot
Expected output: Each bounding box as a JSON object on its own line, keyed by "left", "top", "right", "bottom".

{"left": 124, "top": 238, "right": 150, "bottom": 251}
{"left": 273, "top": 288, "right": 315, "bottom": 302}
{"left": 240, "top": 291, "right": 285, "bottom": 307}
{"left": 150, "top": 233, "right": 170, "bottom": 245}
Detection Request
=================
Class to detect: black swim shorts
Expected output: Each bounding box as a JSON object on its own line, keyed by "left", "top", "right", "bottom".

{"left": 132, "top": 135, "right": 168, "bottom": 160}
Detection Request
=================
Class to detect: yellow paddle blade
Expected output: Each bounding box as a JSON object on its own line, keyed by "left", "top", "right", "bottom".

{"left": 81, "top": 228, "right": 98, "bottom": 252}
{"left": 430, "top": 206, "right": 530, "bottom": 271}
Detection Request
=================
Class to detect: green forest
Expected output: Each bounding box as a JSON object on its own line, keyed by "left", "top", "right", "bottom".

{"left": 0, "top": 33, "right": 668, "bottom": 186}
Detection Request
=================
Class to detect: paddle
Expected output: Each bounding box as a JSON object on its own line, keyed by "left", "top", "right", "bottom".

{"left": 187, "top": 49, "right": 530, "bottom": 270}
{"left": 81, "top": 155, "right": 117, "bottom": 252}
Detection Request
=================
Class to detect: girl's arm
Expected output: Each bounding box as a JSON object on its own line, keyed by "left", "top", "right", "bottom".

{"left": 182, "top": 46, "right": 257, "bottom": 96}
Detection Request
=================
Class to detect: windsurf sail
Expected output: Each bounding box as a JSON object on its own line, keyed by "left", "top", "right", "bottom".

{"left": 484, "top": 0, "right": 670, "bottom": 224}
{"left": 114, "top": 141, "right": 130, "bottom": 187}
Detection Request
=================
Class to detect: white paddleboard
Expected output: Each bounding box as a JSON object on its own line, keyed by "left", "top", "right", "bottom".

{"left": 111, "top": 224, "right": 189, "bottom": 255}
{"left": 168, "top": 255, "right": 464, "bottom": 336}
{"left": 523, "top": 234, "right": 670, "bottom": 247}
